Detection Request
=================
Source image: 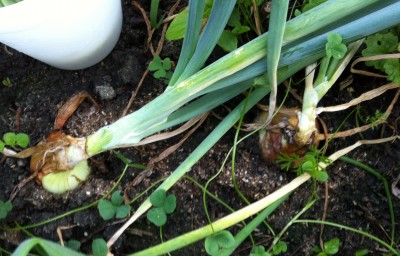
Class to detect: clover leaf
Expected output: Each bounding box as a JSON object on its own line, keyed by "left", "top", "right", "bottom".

{"left": 205, "top": 230, "right": 235, "bottom": 256}
{"left": 147, "top": 189, "right": 176, "bottom": 227}
{"left": 273, "top": 240, "right": 288, "bottom": 255}
{"left": 326, "top": 33, "right": 347, "bottom": 60}
{"left": 147, "top": 207, "right": 167, "bottom": 227}
{"left": 250, "top": 245, "right": 271, "bottom": 256}
{"left": 97, "top": 190, "right": 131, "bottom": 221}
{"left": 322, "top": 237, "right": 340, "bottom": 255}
{"left": 0, "top": 200, "right": 12, "bottom": 219}
{"left": 148, "top": 56, "right": 173, "bottom": 80}
{"left": 92, "top": 238, "right": 108, "bottom": 256}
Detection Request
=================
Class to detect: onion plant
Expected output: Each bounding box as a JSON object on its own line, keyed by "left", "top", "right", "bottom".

{"left": 106, "top": 0, "right": 400, "bottom": 252}
{"left": 4, "top": 0, "right": 399, "bottom": 194}
{"left": 4, "top": 0, "right": 400, "bottom": 254}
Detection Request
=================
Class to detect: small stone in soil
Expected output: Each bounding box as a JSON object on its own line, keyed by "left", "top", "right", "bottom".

{"left": 95, "top": 85, "right": 116, "bottom": 100}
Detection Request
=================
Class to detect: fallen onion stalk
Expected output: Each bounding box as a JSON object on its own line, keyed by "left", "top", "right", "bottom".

{"left": 129, "top": 136, "right": 398, "bottom": 256}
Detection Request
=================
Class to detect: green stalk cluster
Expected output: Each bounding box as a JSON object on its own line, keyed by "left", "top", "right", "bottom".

{"left": 0, "top": 0, "right": 21, "bottom": 7}
{"left": 295, "top": 39, "right": 364, "bottom": 146}
{"left": 33, "top": 0, "right": 400, "bottom": 195}
{"left": 86, "top": 0, "right": 392, "bottom": 156}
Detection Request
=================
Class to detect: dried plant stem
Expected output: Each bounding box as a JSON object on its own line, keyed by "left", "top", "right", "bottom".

{"left": 316, "top": 87, "right": 400, "bottom": 141}
{"left": 351, "top": 53, "right": 400, "bottom": 77}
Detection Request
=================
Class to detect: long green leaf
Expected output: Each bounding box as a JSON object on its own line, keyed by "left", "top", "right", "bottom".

{"left": 170, "top": 0, "right": 237, "bottom": 86}
{"left": 218, "top": 195, "right": 289, "bottom": 256}
{"left": 12, "top": 238, "right": 84, "bottom": 256}
{"left": 266, "top": 0, "right": 289, "bottom": 121}
{"left": 168, "top": 0, "right": 206, "bottom": 86}
{"left": 130, "top": 188, "right": 292, "bottom": 255}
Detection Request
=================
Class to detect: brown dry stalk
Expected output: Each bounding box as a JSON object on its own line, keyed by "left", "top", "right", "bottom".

{"left": 351, "top": 53, "right": 400, "bottom": 78}
{"left": 252, "top": 0, "right": 262, "bottom": 36}
{"left": 9, "top": 172, "right": 38, "bottom": 201}
{"left": 121, "top": 69, "right": 149, "bottom": 117}
{"left": 317, "top": 83, "right": 399, "bottom": 113}
{"left": 56, "top": 224, "right": 77, "bottom": 247}
{"left": 132, "top": 1, "right": 154, "bottom": 55}
{"left": 54, "top": 91, "right": 98, "bottom": 130}
{"left": 316, "top": 86, "right": 400, "bottom": 141}
{"left": 134, "top": 112, "right": 209, "bottom": 146}
{"left": 147, "top": 112, "right": 209, "bottom": 169}
{"left": 124, "top": 1, "right": 181, "bottom": 115}
{"left": 326, "top": 136, "right": 399, "bottom": 165}
{"left": 155, "top": 0, "right": 181, "bottom": 55}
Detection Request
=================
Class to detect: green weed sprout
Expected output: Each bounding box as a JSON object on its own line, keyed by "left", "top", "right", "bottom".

{"left": 277, "top": 148, "right": 331, "bottom": 181}
{"left": 148, "top": 56, "right": 173, "bottom": 80}
{"left": 205, "top": 230, "right": 235, "bottom": 255}
{"left": 365, "top": 109, "right": 386, "bottom": 129}
{"left": 0, "top": 200, "right": 12, "bottom": 219}
{"left": 65, "top": 240, "right": 81, "bottom": 252}
{"left": 362, "top": 29, "right": 400, "bottom": 84}
{"left": 312, "top": 237, "right": 340, "bottom": 255}
{"left": 97, "top": 190, "right": 131, "bottom": 220}
{"left": 272, "top": 241, "right": 288, "bottom": 255}
{"left": 2, "top": 77, "right": 11, "bottom": 87}
{"left": 0, "top": 132, "right": 30, "bottom": 151}
{"left": 295, "top": 0, "right": 328, "bottom": 16}
{"left": 146, "top": 189, "right": 176, "bottom": 227}
{"left": 92, "top": 238, "right": 108, "bottom": 256}
{"left": 250, "top": 245, "right": 270, "bottom": 256}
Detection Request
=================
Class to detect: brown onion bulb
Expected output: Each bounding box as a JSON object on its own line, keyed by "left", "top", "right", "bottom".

{"left": 256, "top": 108, "right": 319, "bottom": 161}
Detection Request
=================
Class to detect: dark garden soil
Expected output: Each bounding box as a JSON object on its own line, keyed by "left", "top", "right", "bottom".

{"left": 0, "top": 1, "right": 399, "bottom": 255}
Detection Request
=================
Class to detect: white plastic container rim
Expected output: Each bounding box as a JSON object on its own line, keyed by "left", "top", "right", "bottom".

{"left": 0, "top": 0, "right": 122, "bottom": 70}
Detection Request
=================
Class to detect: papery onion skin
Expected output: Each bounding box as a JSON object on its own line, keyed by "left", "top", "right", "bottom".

{"left": 257, "top": 108, "right": 319, "bottom": 161}
{"left": 29, "top": 131, "right": 89, "bottom": 193}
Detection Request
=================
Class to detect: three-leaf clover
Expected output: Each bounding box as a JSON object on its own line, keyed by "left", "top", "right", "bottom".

{"left": 313, "top": 237, "right": 340, "bottom": 256}
{"left": 0, "top": 200, "right": 12, "bottom": 219}
{"left": 92, "top": 238, "right": 108, "bottom": 256}
{"left": 204, "top": 230, "right": 235, "bottom": 256}
{"left": 272, "top": 240, "right": 288, "bottom": 255}
{"left": 148, "top": 56, "right": 173, "bottom": 80}
{"left": 146, "top": 189, "right": 176, "bottom": 227}
{"left": 326, "top": 33, "right": 347, "bottom": 60}
{"left": 97, "top": 190, "right": 131, "bottom": 220}
{"left": 250, "top": 245, "right": 271, "bottom": 256}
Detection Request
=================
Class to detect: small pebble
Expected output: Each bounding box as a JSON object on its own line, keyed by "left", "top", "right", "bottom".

{"left": 17, "top": 159, "right": 26, "bottom": 167}
{"left": 95, "top": 85, "right": 116, "bottom": 100}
